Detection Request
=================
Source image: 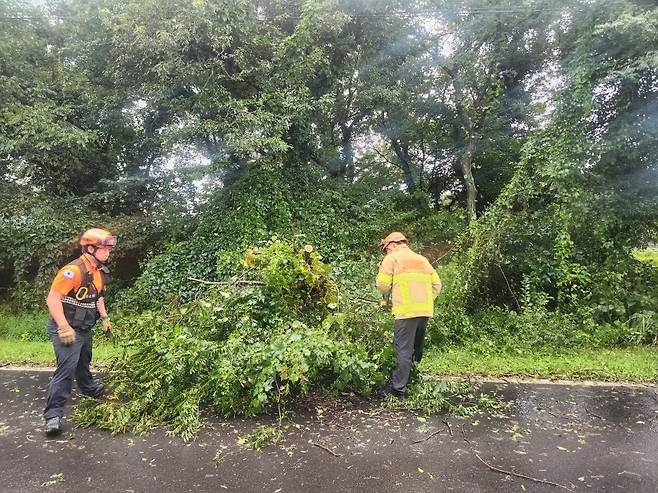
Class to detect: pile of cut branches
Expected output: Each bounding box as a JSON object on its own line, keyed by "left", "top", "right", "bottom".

{"left": 74, "top": 240, "right": 390, "bottom": 439}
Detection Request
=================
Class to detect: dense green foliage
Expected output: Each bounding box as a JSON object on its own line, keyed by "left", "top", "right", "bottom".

{"left": 439, "top": 3, "right": 658, "bottom": 347}
{"left": 119, "top": 163, "right": 463, "bottom": 309}
{"left": 0, "top": 182, "right": 191, "bottom": 306}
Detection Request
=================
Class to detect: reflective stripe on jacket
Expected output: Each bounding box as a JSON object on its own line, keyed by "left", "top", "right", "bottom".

{"left": 376, "top": 245, "right": 441, "bottom": 319}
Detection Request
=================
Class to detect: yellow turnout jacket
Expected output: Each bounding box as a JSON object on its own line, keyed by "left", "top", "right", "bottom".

{"left": 376, "top": 245, "right": 442, "bottom": 319}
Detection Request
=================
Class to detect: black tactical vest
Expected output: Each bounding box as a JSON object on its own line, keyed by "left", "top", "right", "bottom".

{"left": 61, "top": 257, "right": 108, "bottom": 331}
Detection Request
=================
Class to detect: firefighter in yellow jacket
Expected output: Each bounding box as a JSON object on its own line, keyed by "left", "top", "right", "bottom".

{"left": 376, "top": 232, "right": 441, "bottom": 398}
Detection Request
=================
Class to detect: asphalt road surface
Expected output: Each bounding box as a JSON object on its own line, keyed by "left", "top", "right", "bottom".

{"left": 1, "top": 369, "right": 656, "bottom": 492}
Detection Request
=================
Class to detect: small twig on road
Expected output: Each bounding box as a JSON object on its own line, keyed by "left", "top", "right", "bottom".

{"left": 311, "top": 442, "right": 342, "bottom": 457}
{"left": 442, "top": 419, "right": 453, "bottom": 437}
{"left": 618, "top": 470, "right": 642, "bottom": 478}
{"left": 412, "top": 429, "right": 443, "bottom": 444}
{"left": 543, "top": 408, "right": 562, "bottom": 419}
{"left": 538, "top": 407, "right": 586, "bottom": 425}
{"left": 460, "top": 424, "right": 471, "bottom": 444}
{"left": 585, "top": 407, "right": 604, "bottom": 420}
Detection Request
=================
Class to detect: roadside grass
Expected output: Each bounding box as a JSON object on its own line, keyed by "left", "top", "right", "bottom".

{"left": 0, "top": 310, "right": 122, "bottom": 366}
{"left": 421, "top": 345, "right": 658, "bottom": 383}
{"left": 2, "top": 338, "right": 656, "bottom": 383}
{"left": 2, "top": 309, "right": 656, "bottom": 382}
{"left": 0, "top": 310, "right": 49, "bottom": 342}
{"left": 0, "top": 338, "right": 123, "bottom": 367}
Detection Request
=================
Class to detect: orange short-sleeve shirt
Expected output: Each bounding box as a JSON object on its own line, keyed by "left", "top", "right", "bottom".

{"left": 50, "top": 256, "right": 105, "bottom": 296}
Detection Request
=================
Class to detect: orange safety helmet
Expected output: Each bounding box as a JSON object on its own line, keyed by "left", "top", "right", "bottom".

{"left": 80, "top": 228, "right": 117, "bottom": 249}
{"left": 379, "top": 232, "right": 408, "bottom": 252}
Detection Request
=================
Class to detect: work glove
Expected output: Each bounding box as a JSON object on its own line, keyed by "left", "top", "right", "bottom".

{"left": 57, "top": 323, "right": 76, "bottom": 346}
{"left": 379, "top": 299, "right": 392, "bottom": 312}
{"left": 101, "top": 316, "right": 112, "bottom": 336}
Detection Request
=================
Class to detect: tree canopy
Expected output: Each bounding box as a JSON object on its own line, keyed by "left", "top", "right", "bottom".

{"left": 1, "top": 0, "right": 656, "bottom": 330}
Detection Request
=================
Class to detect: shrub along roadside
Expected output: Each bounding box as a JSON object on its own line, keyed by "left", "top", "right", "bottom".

{"left": 0, "top": 185, "right": 189, "bottom": 309}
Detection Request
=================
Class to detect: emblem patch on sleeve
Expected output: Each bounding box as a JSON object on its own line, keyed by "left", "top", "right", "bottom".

{"left": 62, "top": 269, "right": 75, "bottom": 279}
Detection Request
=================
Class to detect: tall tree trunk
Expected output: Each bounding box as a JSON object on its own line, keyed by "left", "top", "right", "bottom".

{"left": 340, "top": 123, "right": 354, "bottom": 182}
{"left": 390, "top": 139, "right": 417, "bottom": 193}
{"left": 460, "top": 136, "right": 478, "bottom": 222}
{"left": 443, "top": 65, "right": 480, "bottom": 222}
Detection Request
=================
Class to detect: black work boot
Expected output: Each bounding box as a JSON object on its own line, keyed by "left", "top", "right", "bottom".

{"left": 84, "top": 384, "right": 105, "bottom": 399}
{"left": 384, "top": 385, "right": 405, "bottom": 400}
{"left": 45, "top": 417, "right": 62, "bottom": 437}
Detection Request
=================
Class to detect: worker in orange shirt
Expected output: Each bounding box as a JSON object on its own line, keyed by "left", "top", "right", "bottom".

{"left": 376, "top": 232, "right": 441, "bottom": 398}
{"left": 44, "top": 228, "right": 116, "bottom": 436}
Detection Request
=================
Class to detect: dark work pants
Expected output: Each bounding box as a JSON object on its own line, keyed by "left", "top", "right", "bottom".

{"left": 43, "top": 318, "right": 100, "bottom": 420}
{"left": 391, "top": 316, "right": 429, "bottom": 394}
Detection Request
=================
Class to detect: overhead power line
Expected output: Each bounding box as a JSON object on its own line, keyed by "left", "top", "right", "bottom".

{"left": 0, "top": 6, "right": 587, "bottom": 23}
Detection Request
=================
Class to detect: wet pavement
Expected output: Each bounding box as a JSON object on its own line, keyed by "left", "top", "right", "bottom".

{"left": 1, "top": 369, "right": 657, "bottom": 492}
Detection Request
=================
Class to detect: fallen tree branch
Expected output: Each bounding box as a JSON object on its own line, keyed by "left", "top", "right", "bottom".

{"left": 432, "top": 247, "right": 454, "bottom": 264}
{"left": 188, "top": 277, "right": 264, "bottom": 286}
{"left": 311, "top": 442, "right": 342, "bottom": 457}
{"left": 188, "top": 277, "right": 223, "bottom": 285}
{"left": 228, "top": 268, "right": 255, "bottom": 288}
{"left": 352, "top": 297, "right": 380, "bottom": 305}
